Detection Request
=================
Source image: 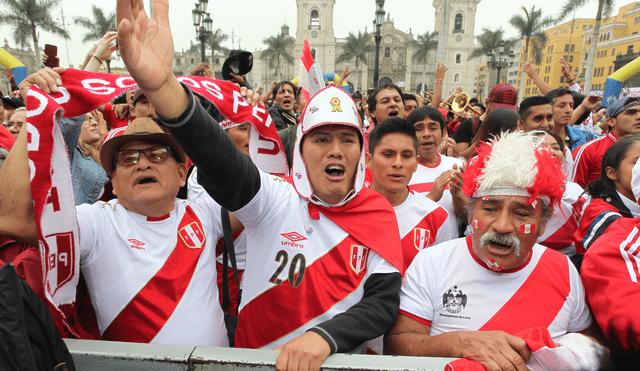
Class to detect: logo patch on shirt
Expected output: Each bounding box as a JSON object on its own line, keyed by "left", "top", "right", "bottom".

{"left": 281, "top": 232, "right": 307, "bottom": 242}
{"left": 128, "top": 238, "right": 146, "bottom": 250}
{"left": 178, "top": 222, "right": 206, "bottom": 249}
{"left": 350, "top": 244, "right": 370, "bottom": 275}
{"left": 414, "top": 228, "right": 431, "bottom": 251}
{"left": 443, "top": 286, "right": 467, "bottom": 314}
{"left": 281, "top": 232, "right": 307, "bottom": 248}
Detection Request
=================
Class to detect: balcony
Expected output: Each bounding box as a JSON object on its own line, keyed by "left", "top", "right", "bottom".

{"left": 308, "top": 25, "right": 321, "bottom": 30}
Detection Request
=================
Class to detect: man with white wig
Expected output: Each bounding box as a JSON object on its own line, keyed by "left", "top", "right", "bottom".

{"left": 386, "top": 132, "right": 604, "bottom": 371}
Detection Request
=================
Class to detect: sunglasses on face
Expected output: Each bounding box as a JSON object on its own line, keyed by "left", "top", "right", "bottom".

{"left": 114, "top": 146, "right": 173, "bottom": 167}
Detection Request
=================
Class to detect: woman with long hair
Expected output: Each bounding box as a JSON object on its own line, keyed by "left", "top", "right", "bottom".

{"left": 72, "top": 110, "right": 109, "bottom": 205}
{"left": 574, "top": 134, "right": 640, "bottom": 254}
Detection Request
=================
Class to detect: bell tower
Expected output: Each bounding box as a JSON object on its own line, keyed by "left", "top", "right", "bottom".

{"left": 433, "top": 0, "right": 481, "bottom": 95}
{"left": 295, "top": 0, "right": 337, "bottom": 74}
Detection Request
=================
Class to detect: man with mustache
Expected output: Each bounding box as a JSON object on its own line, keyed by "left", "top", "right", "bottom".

{"left": 386, "top": 132, "right": 601, "bottom": 370}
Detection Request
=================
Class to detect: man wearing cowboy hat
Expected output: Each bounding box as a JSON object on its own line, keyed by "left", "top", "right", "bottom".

{"left": 113, "top": 1, "right": 403, "bottom": 370}
{"left": 0, "top": 107, "right": 229, "bottom": 346}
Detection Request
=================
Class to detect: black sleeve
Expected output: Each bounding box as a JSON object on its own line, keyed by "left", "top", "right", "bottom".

{"left": 159, "top": 84, "right": 260, "bottom": 211}
{"left": 308, "top": 272, "right": 402, "bottom": 354}
{"left": 268, "top": 107, "right": 288, "bottom": 131}
{"left": 452, "top": 118, "right": 474, "bottom": 144}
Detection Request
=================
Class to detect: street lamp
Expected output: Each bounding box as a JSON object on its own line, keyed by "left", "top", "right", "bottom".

{"left": 373, "top": 0, "right": 385, "bottom": 89}
{"left": 488, "top": 41, "right": 513, "bottom": 84}
{"left": 192, "top": 0, "right": 213, "bottom": 63}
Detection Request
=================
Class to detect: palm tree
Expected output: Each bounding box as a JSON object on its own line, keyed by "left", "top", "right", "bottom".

{"left": 207, "top": 28, "right": 229, "bottom": 61}
{"left": 469, "top": 28, "right": 515, "bottom": 95}
{"left": 336, "top": 31, "right": 374, "bottom": 91}
{"left": 0, "top": 0, "right": 70, "bottom": 66}
{"left": 509, "top": 5, "right": 555, "bottom": 103}
{"left": 557, "top": 0, "right": 615, "bottom": 94}
{"left": 74, "top": 5, "right": 116, "bottom": 72}
{"left": 262, "top": 33, "right": 295, "bottom": 81}
{"left": 412, "top": 31, "right": 438, "bottom": 92}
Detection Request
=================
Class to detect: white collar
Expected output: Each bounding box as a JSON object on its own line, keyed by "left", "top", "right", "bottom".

{"left": 618, "top": 190, "right": 640, "bottom": 217}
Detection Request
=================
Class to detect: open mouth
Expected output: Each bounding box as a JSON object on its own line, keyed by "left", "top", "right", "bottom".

{"left": 480, "top": 232, "right": 521, "bottom": 256}
{"left": 135, "top": 176, "right": 158, "bottom": 185}
{"left": 325, "top": 165, "right": 345, "bottom": 179}
{"left": 388, "top": 110, "right": 399, "bottom": 117}
{"left": 283, "top": 98, "right": 292, "bottom": 106}
{"left": 421, "top": 140, "right": 435, "bottom": 147}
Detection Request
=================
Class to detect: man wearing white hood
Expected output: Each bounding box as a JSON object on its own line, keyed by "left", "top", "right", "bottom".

{"left": 115, "top": 1, "right": 404, "bottom": 371}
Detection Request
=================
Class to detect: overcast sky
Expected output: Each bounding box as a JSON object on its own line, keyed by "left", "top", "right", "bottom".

{"left": 3, "top": 0, "right": 637, "bottom": 69}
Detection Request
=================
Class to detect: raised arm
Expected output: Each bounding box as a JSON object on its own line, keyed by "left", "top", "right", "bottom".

{"left": 430, "top": 62, "right": 448, "bottom": 109}
{"left": 0, "top": 122, "right": 38, "bottom": 246}
{"left": 84, "top": 31, "right": 119, "bottom": 73}
{"left": 523, "top": 63, "right": 551, "bottom": 95}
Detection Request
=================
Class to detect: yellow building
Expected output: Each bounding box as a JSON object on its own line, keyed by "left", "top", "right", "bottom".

{"left": 507, "top": 2, "right": 640, "bottom": 100}
{"left": 583, "top": 2, "right": 640, "bottom": 92}
{"left": 516, "top": 18, "right": 595, "bottom": 99}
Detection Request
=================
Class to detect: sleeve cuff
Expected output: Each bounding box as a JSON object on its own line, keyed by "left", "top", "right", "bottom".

{"left": 307, "top": 327, "right": 338, "bottom": 354}
{"left": 157, "top": 83, "right": 198, "bottom": 128}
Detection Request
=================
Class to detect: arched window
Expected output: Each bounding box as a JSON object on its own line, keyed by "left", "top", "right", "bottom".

{"left": 385, "top": 47, "right": 390, "bottom": 58}
{"left": 453, "top": 73, "right": 461, "bottom": 83}
{"left": 311, "top": 48, "right": 316, "bottom": 60}
{"left": 310, "top": 9, "right": 319, "bottom": 29}
{"left": 454, "top": 13, "right": 463, "bottom": 32}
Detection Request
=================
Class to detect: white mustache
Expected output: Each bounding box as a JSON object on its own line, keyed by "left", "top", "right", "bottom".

{"left": 480, "top": 231, "right": 522, "bottom": 256}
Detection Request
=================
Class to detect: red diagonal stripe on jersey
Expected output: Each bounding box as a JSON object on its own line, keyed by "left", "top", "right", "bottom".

{"left": 400, "top": 207, "right": 448, "bottom": 270}
{"left": 409, "top": 182, "right": 449, "bottom": 194}
{"left": 235, "top": 235, "right": 366, "bottom": 349}
{"left": 101, "top": 206, "right": 205, "bottom": 343}
{"left": 479, "top": 248, "right": 570, "bottom": 335}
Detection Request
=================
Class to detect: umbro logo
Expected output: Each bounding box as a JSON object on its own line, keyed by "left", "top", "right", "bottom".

{"left": 281, "top": 232, "right": 307, "bottom": 242}
{"left": 281, "top": 232, "right": 306, "bottom": 248}
{"left": 128, "top": 238, "right": 146, "bottom": 250}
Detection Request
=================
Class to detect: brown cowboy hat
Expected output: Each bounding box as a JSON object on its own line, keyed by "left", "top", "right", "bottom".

{"left": 100, "top": 117, "right": 188, "bottom": 176}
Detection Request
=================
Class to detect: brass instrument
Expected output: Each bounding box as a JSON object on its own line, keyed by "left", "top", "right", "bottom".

{"left": 420, "top": 91, "right": 483, "bottom": 116}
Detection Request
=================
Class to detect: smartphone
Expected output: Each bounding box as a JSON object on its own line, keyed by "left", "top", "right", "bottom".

{"left": 44, "top": 44, "right": 58, "bottom": 68}
{"left": 257, "top": 87, "right": 264, "bottom": 95}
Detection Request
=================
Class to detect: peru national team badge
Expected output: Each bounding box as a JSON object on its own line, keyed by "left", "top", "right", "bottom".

{"left": 350, "top": 244, "right": 370, "bottom": 275}
{"left": 330, "top": 97, "right": 342, "bottom": 112}
{"left": 414, "top": 228, "right": 431, "bottom": 251}
{"left": 179, "top": 222, "right": 206, "bottom": 249}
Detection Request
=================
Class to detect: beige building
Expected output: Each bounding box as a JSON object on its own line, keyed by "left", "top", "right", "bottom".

{"left": 246, "top": 0, "right": 480, "bottom": 96}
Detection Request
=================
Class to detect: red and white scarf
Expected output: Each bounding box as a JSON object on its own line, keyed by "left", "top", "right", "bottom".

{"left": 25, "top": 69, "right": 286, "bottom": 336}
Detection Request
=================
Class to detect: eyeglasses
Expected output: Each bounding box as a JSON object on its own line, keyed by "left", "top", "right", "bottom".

{"left": 114, "top": 146, "right": 173, "bottom": 167}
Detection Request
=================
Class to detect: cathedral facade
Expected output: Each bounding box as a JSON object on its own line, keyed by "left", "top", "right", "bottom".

{"left": 247, "top": 0, "right": 479, "bottom": 96}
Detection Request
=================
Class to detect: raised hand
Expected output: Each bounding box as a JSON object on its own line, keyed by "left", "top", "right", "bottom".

{"left": 117, "top": 0, "right": 174, "bottom": 94}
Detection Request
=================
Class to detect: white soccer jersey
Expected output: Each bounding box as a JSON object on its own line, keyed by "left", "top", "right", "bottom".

{"left": 395, "top": 191, "right": 451, "bottom": 270}
{"left": 188, "top": 167, "right": 247, "bottom": 269}
{"left": 76, "top": 198, "right": 228, "bottom": 347}
{"left": 399, "top": 236, "right": 591, "bottom": 339}
{"left": 408, "top": 153, "right": 464, "bottom": 238}
{"left": 233, "top": 171, "right": 398, "bottom": 350}
{"left": 537, "top": 182, "right": 587, "bottom": 256}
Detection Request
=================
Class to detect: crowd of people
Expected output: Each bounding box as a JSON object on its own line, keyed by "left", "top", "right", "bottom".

{"left": 1, "top": 0, "right": 640, "bottom": 370}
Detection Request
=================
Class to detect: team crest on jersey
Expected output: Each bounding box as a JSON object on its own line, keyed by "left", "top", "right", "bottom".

{"left": 178, "top": 222, "right": 206, "bottom": 249}
{"left": 442, "top": 286, "right": 467, "bottom": 314}
{"left": 350, "top": 244, "right": 370, "bottom": 274}
{"left": 413, "top": 228, "right": 431, "bottom": 251}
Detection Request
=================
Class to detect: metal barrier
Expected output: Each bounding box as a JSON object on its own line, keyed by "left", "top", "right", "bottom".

{"left": 65, "top": 339, "right": 456, "bottom": 370}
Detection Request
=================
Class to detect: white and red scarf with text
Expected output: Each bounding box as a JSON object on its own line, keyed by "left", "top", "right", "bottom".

{"left": 25, "top": 69, "right": 287, "bottom": 336}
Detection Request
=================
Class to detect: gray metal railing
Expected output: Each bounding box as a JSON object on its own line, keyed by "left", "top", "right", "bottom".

{"left": 65, "top": 339, "right": 456, "bottom": 370}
